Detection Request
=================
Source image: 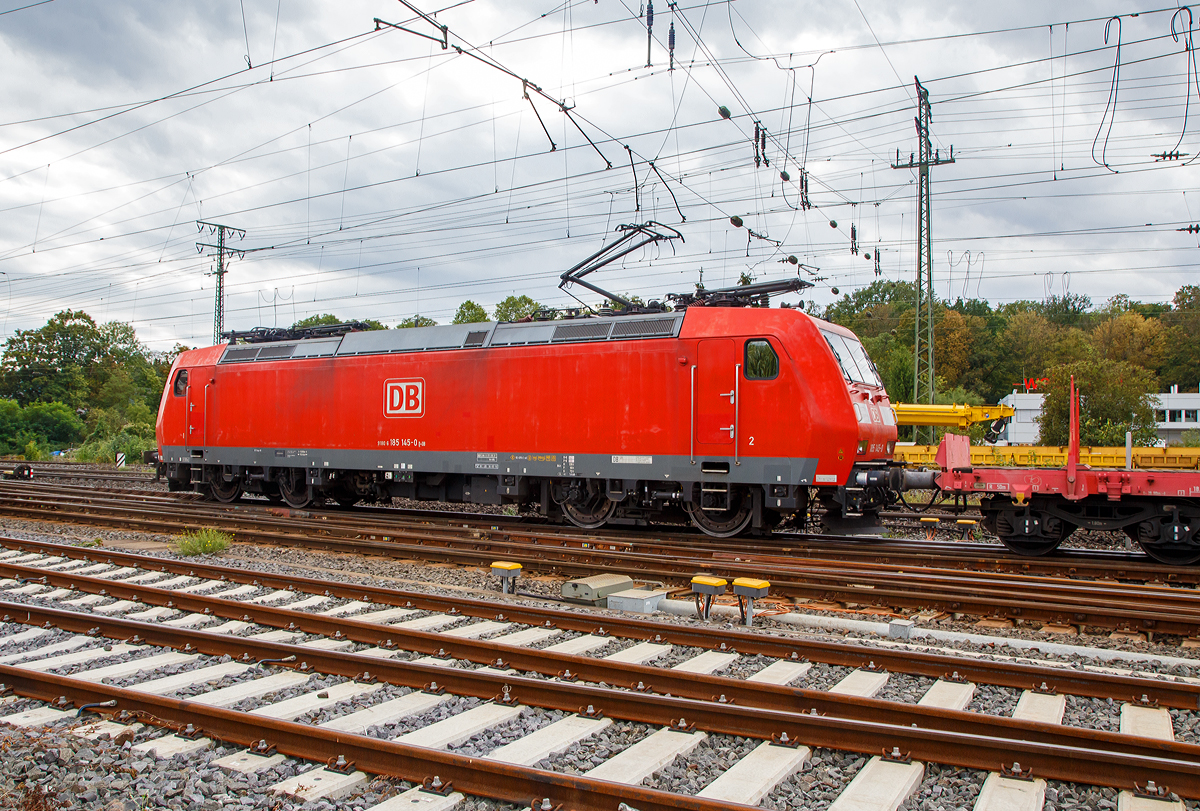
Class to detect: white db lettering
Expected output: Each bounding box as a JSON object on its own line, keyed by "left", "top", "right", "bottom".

{"left": 384, "top": 379, "right": 425, "bottom": 418}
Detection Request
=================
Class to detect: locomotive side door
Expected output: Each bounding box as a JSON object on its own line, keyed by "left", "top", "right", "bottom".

{"left": 186, "top": 366, "right": 212, "bottom": 452}
{"left": 695, "top": 339, "right": 736, "bottom": 446}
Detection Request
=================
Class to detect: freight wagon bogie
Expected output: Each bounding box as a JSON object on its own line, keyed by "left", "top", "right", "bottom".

{"left": 978, "top": 494, "right": 1200, "bottom": 565}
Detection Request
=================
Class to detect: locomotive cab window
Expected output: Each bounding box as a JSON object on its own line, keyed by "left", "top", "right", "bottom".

{"left": 744, "top": 340, "right": 779, "bottom": 379}
{"left": 172, "top": 369, "right": 188, "bottom": 397}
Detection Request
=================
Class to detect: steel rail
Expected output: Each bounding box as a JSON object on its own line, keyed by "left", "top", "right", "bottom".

{"left": 0, "top": 665, "right": 742, "bottom": 811}
{"left": 2, "top": 539, "right": 1199, "bottom": 712}
{"left": 2, "top": 603, "right": 1199, "bottom": 796}
{"left": 5, "top": 480, "right": 1196, "bottom": 586}
{"left": 5, "top": 490, "right": 1200, "bottom": 636}
{"left": 2, "top": 485, "right": 1191, "bottom": 607}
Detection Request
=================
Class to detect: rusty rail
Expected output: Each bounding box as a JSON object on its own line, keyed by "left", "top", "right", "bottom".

{"left": 2, "top": 538, "right": 1199, "bottom": 711}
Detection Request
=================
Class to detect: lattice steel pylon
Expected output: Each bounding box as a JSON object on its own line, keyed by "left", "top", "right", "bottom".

{"left": 892, "top": 77, "right": 954, "bottom": 443}
{"left": 196, "top": 221, "right": 246, "bottom": 345}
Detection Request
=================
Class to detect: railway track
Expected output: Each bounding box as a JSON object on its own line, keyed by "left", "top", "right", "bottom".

{"left": 0, "top": 538, "right": 1196, "bottom": 810}
{"left": 0, "top": 482, "right": 1198, "bottom": 639}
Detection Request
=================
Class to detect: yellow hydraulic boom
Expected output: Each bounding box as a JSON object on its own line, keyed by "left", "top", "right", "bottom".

{"left": 892, "top": 403, "right": 1014, "bottom": 430}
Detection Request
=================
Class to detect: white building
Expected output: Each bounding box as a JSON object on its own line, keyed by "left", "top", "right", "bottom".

{"left": 997, "top": 387, "right": 1200, "bottom": 446}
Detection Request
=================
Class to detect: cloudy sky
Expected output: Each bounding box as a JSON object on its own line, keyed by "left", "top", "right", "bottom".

{"left": 0, "top": 0, "right": 1197, "bottom": 349}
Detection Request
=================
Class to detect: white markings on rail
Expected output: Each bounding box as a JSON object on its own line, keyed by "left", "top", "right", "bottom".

{"left": 830, "top": 669, "right": 890, "bottom": 698}
{"left": 188, "top": 671, "right": 312, "bottom": 708}
{"left": 746, "top": 659, "right": 812, "bottom": 686}
{"left": 271, "top": 766, "right": 368, "bottom": 801}
{"left": 318, "top": 691, "right": 449, "bottom": 734}
{"left": 543, "top": 634, "right": 613, "bottom": 656}
{"left": 671, "top": 650, "right": 739, "bottom": 675}
{"left": 1114, "top": 702, "right": 1183, "bottom": 811}
{"left": 485, "top": 713, "right": 612, "bottom": 766}
{"left": 394, "top": 703, "right": 522, "bottom": 749}
{"left": 697, "top": 739, "right": 811, "bottom": 804}
{"left": 1011, "top": 691, "right": 1066, "bottom": 725}
{"left": 249, "top": 681, "right": 381, "bottom": 721}
{"left": 829, "top": 756, "right": 925, "bottom": 811}
{"left": 917, "top": 679, "right": 976, "bottom": 711}
{"left": 127, "top": 661, "right": 252, "bottom": 695}
{"left": 602, "top": 641, "right": 671, "bottom": 664}
{"left": 12, "top": 642, "right": 143, "bottom": 672}
{"left": 440, "top": 620, "right": 511, "bottom": 639}
{"left": 585, "top": 727, "right": 707, "bottom": 785}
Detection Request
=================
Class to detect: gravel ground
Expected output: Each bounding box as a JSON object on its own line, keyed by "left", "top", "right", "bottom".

{"left": 1063, "top": 695, "right": 1120, "bottom": 732}
{"left": 644, "top": 732, "right": 759, "bottom": 795}
{"left": 801, "top": 662, "right": 855, "bottom": 691}
{"left": 764, "top": 748, "right": 868, "bottom": 811}
{"left": 967, "top": 684, "right": 1022, "bottom": 717}
{"left": 897, "top": 763, "right": 987, "bottom": 811}
{"left": 545, "top": 719, "right": 650, "bottom": 774}
{"left": 0, "top": 516, "right": 1198, "bottom": 811}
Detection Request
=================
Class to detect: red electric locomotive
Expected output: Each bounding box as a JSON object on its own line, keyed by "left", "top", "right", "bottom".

{"left": 155, "top": 284, "right": 915, "bottom": 536}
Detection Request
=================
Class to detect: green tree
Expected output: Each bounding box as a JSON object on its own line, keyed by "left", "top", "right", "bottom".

{"left": 603, "top": 294, "right": 645, "bottom": 312}
{"left": 293, "top": 313, "right": 386, "bottom": 330}
{"left": 22, "top": 402, "right": 84, "bottom": 444}
{"left": 1037, "top": 293, "right": 1092, "bottom": 328}
{"left": 493, "top": 295, "right": 542, "bottom": 323}
{"left": 1159, "top": 285, "right": 1200, "bottom": 390}
{"left": 397, "top": 315, "right": 437, "bottom": 329}
{"left": 452, "top": 301, "right": 490, "bottom": 324}
{"left": 1037, "top": 359, "right": 1159, "bottom": 446}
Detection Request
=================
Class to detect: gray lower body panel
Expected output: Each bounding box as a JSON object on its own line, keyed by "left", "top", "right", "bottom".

{"left": 162, "top": 445, "right": 822, "bottom": 488}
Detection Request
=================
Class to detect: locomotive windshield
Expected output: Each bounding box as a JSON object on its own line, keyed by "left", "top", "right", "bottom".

{"left": 821, "top": 330, "right": 884, "bottom": 387}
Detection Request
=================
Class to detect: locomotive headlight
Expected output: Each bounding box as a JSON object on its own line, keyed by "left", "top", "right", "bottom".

{"left": 886, "top": 441, "right": 896, "bottom": 455}
{"left": 857, "top": 440, "right": 868, "bottom": 455}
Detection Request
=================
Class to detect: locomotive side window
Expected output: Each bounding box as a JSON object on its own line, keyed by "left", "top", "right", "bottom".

{"left": 744, "top": 340, "right": 779, "bottom": 379}
{"left": 172, "top": 369, "right": 188, "bottom": 396}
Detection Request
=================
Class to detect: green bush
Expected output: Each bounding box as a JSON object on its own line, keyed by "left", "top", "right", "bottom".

{"left": 22, "top": 439, "right": 47, "bottom": 461}
{"left": 73, "top": 425, "right": 156, "bottom": 464}
{"left": 175, "top": 528, "right": 233, "bottom": 556}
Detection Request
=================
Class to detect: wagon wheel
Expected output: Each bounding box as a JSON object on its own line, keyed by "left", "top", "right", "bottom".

{"left": 276, "top": 468, "right": 313, "bottom": 509}
{"left": 1128, "top": 523, "right": 1200, "bottom": 565}
{"left": 990, "top": 509, "right": 1070, "bottom": 557}
{"left": 208, "top": 474, "right": 242, "bottom": 504}
{"left": 685, "top": 491, "right": 752, "bottom": 538}
{"left": 561, "top": 481, "right": 617, "bottom": 529}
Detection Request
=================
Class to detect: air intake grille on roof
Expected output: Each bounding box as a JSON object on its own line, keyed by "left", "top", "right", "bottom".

{"left": 464, "top": 331, "right": 489, "bottom": 347}
{"left": 256, "top": 344, "right": 296, "bottom": 359}
{"left": 552, "top": 322, "right": 611, "bottom": 342}
{"left": 611, "top": 318, "right": 677, "bottom": 338}
{"left": 222, "top": 347, "right": 261, "bottom": 362}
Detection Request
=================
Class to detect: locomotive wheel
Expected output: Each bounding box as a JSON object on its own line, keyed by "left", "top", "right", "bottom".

{"left": 277, "top": 469, "right": 313, "bottom": 509}
{"left": 208, "top": 474, "right": 242, "bottom": 504}
{"left": 686, "top": 494, "right": 752, "bottom": 538}
{"left": 562, "top": 483, "right": 617, "bottom": 529}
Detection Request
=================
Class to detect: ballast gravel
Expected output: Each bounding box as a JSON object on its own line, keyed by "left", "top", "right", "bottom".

{"left": 0, "top": 520, "right": 1198, "bottom": 810}
{"left": 896, "top": 763, "right": 987, "bottom": 811}
{"left": 643, "top": 732, "right": 759, "bottom": 795}
{"left": 966, "top": 683, "right": 1022, "bottom": 717}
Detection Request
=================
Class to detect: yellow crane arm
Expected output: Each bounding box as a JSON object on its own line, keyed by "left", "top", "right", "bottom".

{"left": 892, "top": 403, "right": 1015, "bottom": 429}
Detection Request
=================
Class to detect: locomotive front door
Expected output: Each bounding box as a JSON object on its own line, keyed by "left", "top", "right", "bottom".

{"left": 696, "top": 339, "right": 736, "bottom": 445}
{"left": 186, "top": 366, "right": 212, "bottom": 450}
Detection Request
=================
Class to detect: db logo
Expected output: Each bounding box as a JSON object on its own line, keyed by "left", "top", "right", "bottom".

{"left": 384, "top": 378, "right": 425, "bottom": 418}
